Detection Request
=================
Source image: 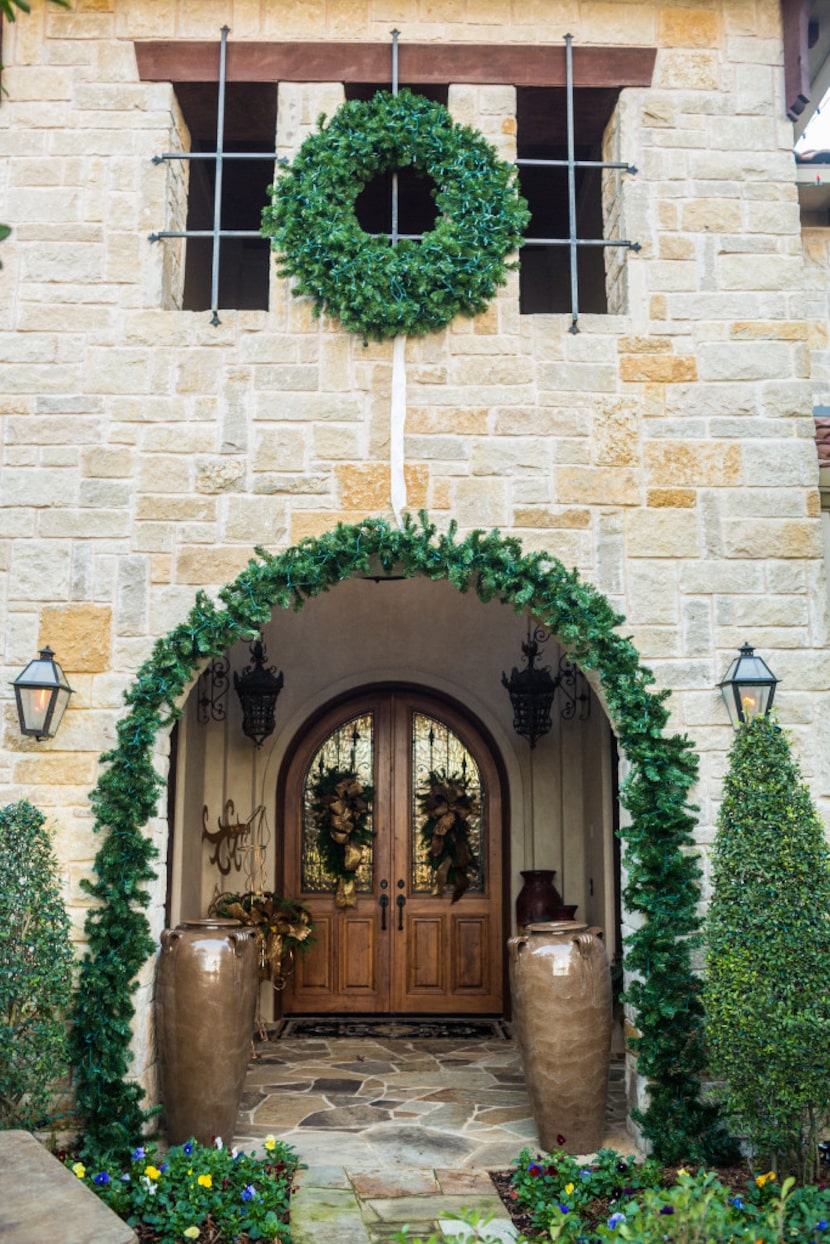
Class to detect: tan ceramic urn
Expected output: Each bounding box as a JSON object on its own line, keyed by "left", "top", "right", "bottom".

{"left": 508, "top": 920, "right": 612, "bottom": 1155}
{"left": 156, "top": 919, "right": 259, "bottom": 1145}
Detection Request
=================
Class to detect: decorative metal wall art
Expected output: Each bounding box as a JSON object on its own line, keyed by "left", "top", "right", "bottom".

{"left": 202, "top": 801, "right": 267, "bottom": 876}
{"left": 502, "top": 625, "right": 590, "bottom": 748}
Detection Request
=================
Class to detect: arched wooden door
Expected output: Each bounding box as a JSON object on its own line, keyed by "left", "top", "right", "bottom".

{"left": 280, "top": 688, "right": 505, "bottom": 1014}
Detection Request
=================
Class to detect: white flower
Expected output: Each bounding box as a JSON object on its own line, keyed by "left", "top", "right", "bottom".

{"left": 214, "top": 1136, "right": 223, "bottom": 1150}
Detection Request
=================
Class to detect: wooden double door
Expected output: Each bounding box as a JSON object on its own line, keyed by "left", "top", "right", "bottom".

{"left": 281, "top": 688, "right": 505, "bottom": 1014}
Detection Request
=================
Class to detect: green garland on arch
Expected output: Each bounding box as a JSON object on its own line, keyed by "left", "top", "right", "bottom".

{"left": 261, "top": 90, "right": 530, "bottom": 341}
{"left": 72, "top": 513, "right": 730, "bottom": 1163}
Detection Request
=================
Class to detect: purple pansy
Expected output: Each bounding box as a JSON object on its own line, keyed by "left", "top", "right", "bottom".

{"left": 93, "top": 1172, "right": 110, "bottom": 1186}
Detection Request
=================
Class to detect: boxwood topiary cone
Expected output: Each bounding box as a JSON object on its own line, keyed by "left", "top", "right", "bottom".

{"left": 0, "top": 799, "right": 74, "bottom": 1131}
{"left": 704, "top": 715, "right": 830, "bottom": 1180}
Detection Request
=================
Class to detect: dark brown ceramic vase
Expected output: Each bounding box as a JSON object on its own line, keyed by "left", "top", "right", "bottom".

{"left": 515, "top": 869, "right": 563, "bottom": 927}
{"left": 508, "top": 920, "right": 612, "bottom": 1154}
{"left": 156, "top": 919, "right": 259, "bottom": 1145}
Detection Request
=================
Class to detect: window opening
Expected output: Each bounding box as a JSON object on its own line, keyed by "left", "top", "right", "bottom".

{"left": 517, "top": 35, "right": 639, "bottom": 330}
{"left": 346, "top": 82, "right": 447, "bottom": 238}
{"left": 149, "top": 30, "right": 638, "bottom": 331}
{"left": 150, "top": 27, "right": 279, "bottom": 323}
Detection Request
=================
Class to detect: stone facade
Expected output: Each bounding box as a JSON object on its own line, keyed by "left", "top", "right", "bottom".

{"left": 1, "top": 0, "right": 829, "bottom": 1132}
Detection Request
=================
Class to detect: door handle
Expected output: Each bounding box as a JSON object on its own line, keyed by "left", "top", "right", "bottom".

{"left": 396, "top": 893, "right": 406, "bottom": 931}
{"left": 379, "top": 892, "right": 389, "bottom": 931}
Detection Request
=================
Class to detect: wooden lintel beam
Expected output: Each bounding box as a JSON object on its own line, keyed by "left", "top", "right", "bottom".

{"left": 134, "top": 40, "right": 656, "bottom": 89}
{"left": 781, "top": 0, "right": 810, "bottom": 121}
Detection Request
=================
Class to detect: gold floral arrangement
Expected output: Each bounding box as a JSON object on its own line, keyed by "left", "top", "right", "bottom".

{"left": 310, "top": 766, "right": 375, "bottom": 909}
{"left": 418, "top": 769, "right": 480, "bottom": 903}
{"left": 208, "top": 891, "right": 313, "bottom": 986}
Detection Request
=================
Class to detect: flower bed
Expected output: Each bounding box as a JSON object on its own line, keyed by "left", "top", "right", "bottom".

{"left": 66, "top": 1136, "right": 300, "bottom": 1244}
{"left": 492, "top": 1147, "right": 830, "bottom": 1243}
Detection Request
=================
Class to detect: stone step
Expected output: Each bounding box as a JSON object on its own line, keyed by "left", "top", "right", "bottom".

{"left": 291, "top": 1164, "right": 516, "bottom": 1244}
{"left": 0, "top": 1131, "right": 136, "bottom": 1244}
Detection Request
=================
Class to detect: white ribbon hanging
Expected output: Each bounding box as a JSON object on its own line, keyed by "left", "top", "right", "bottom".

{"left": 390, "top": 334, "right": 408, "bottom": 528}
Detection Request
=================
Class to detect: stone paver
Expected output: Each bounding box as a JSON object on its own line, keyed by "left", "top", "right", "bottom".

{"left": 0, "top": 1131, "right": 136, "bottom": 1244}
{"left": 234, "top": 1029, "right": 633, "bottom": 1240}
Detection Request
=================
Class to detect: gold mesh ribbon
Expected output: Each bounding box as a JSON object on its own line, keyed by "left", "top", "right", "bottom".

{"left": 216, "top": 895, "right": 312, "bottom": 980}
{"left": 423, "top": 777, "right": 479, "bottom": 902}
{"left": 319, "top": 778, "right": 369, "bottom": 908}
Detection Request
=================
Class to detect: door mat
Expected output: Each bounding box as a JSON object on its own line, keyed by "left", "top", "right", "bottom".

{"left": 277, "top": 1016, "right": 510, "bottom": 1040}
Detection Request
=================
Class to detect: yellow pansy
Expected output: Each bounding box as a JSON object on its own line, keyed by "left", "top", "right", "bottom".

{"left": 183, "top": 1229, "right": 200, "bottom": 1240}
{"left": 197, "top": 1173, "right": 212, "bottom": 1188}
{"left": 264, "top": 1135, "right": 276, "bottom": 1151}
{"left": 144, "top": 1165, "right": 162, "bottom": 1181}
{"left": 564, "top": 1183, "right": 575, "bottom": 1195}
{"left": 755, "top": 1172, "right": 776, "bottom": 1188}
{"left": 72, "top": 1162, "right": 86, "bottom": 1179}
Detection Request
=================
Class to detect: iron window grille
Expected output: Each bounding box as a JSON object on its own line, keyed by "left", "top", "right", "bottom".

{"left": 150, "top": 29, "right": 639, "bottom": 331}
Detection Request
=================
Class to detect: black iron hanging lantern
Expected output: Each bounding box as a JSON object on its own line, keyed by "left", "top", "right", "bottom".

{"left": 12, "top": 646, "right": 74, "bottom": 740}
{"left": 233, "top": 639, "right": 284, "bottom": 748}
{"left": 502, "top": 638, "right": 557, "bottom": 749}
{"left": 717, "top": 642, "right": 780, "bottom": 728}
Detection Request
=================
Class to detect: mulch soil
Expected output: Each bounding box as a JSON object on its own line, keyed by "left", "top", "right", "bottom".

{"left": 488, "top": 1165, "right": 754, "bottom": 1239}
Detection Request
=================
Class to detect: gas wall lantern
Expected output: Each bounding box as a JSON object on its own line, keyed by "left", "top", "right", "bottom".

{"left": 717, "top": 642, "right": 780, "bottom": 728}
{"left": 12, "top": 646, "right": 74, "bottom": 740}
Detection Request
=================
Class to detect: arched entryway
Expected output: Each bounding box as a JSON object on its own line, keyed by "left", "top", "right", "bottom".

{"left": 74, "top": 517, "right": 711, "bottom": 1161}
{"left": 278, "top": 685, "right": 507, "bottom": 1015}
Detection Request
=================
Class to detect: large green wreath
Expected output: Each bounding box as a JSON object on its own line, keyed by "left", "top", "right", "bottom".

{"left": 261, "top": 90, "right": 530, "bottom": 340}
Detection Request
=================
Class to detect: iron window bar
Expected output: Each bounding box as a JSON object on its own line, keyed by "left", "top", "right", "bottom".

{"left": 149, "top": 25, "right": 281, "bottom": 325}
{"left": 515, "top": 33, "right": 639, "bottom": 332}
{"left": 149, "top": 29, "right": 638, "bottom": 331}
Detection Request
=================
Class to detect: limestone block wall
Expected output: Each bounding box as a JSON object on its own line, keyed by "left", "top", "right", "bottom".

{"left": 1, "top": 0, "right": 829, "bottom": 1103}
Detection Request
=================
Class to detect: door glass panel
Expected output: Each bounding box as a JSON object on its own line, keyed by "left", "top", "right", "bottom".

{"left": 301, "top": 712, "right": 374, "bottom": 893}
{"left": 411, "top": 712, "right": 484, "bottom": 895}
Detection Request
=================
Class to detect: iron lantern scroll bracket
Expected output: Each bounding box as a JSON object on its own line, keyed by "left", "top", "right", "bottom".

{"left": 197, "top": 655, "right": 230, "bottom": 724}
{"left": 502, "top": 627, "right": 590, "bottom": 749}
{"left": 233, "top": 638, "right": 284, "bottom": 748}
{"left": 717, "top": 642, "right": 780, "bottom": 728}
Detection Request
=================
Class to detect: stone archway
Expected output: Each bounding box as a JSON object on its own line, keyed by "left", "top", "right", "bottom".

{"left": 72, "top": 515, "right": 717, "bottom": 1161}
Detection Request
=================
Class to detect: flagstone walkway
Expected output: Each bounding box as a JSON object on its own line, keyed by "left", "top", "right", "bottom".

{"left": 232, "top": 1030, "right": 632, "bottom": 1243}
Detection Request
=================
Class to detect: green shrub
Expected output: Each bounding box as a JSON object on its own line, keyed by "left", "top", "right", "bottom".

{"left": 510, "top": 1148, "right": 830, "bottom": 1243}
{"left": 510, "top": 1146, "right": 662, "bottom": 1235}
{"left": 0, "top": 799, "right": 74, "bottom": 1130}
{"left": 68, "top": 1135, "right": 300, "bottom": 1244}
{"left": 593, "top": 1170, "right": 830, "bottom": 1242}
{"left": 704, "top": 716, "right": 830, "bottom": 1180}
{"left": 396, "top": 1162, "right": 830, "bottom": 1243}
